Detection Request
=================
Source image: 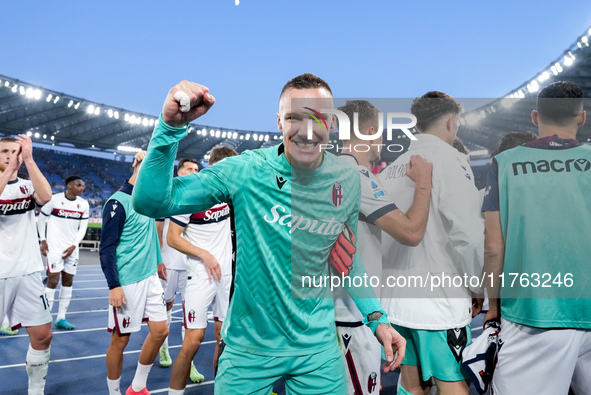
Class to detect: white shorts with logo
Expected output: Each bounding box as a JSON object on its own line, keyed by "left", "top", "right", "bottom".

{"left": 160, "top": 268, "right": 187, "bottom": 303}
{"left": 183, "top": 272, "right": 231, "bottom": 329}
{"left": 492, "top": 317, "right": 591, "bottom": 395}
{"left": 108, "top": 273, "right": 167, "bottom": 334}
{"left": 0, "top": 272, "right": 52, "bottom": 330}
{"left": 47, "top": 247, "right": 79, "bottom": 275}
{"left": 337, "top": 323, "right": 381, "bottom": 395}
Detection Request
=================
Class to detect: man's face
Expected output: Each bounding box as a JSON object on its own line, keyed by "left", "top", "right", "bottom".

{"left": 277, "top": 87, "right": 335, "bottom": 170}
{"left": 367, "top": 122, "right": 383, "bottom": 168}
{"left": 0, "top": 141, "right": 19, "bottom": 172}
{"left": 178, "top": 162, "right": 198, "bottom": 177}
{"left": 68, "top": 179, "right": 85, "bottom": 197}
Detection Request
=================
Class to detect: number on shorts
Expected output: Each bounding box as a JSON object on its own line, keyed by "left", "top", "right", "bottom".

{"left": 40, "top": 294, "right": 49, "bottom": 310}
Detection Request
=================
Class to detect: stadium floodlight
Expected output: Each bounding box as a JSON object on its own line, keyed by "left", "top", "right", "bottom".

{"left": 188, "top": 127, "right": 193, "bottom": 134}
{"left": 124, "top": 113, "right": 130, "bottom": 121}
{"left": 34, "top": 132, "right": 40, "bottom": 138}
{"left": 465, "top": 113, "right": 481, "bottom": 126}
{"left": 469, "top": 149, "right": 489, "bottom": 157}
{"left": 264, "top": 135, "right": 269, "bottom": 142}
{"left": 551, "top": 65, "right": 558, "bottom": 76}
{"left": 68, "top": 100, "right": 74, "bottom": 107}
{"left": 537, "top": 71, "right": 550, "bottom": 83}
{"left": 4, "top": 81, "right": 9, "bottom": 87}
{"left": 34, "top": 89, "right": 42, "bottom": 100}
{"left": 87, "top": 105, "right": 95, "bottom": 114}
{"left": 46, "top": 94, "right": 53, "bottom": 102}
{"left": 114, "top": 111, "right": 119, "bottom": 119}
{"left": 107, "top": 109, "right": 114, "bottom": 117}
{"left": 92, "top": 145, "right": 95, "bottom": 148}
{"left": 564, "top": 55, "right": 573, "bottom": 66}
{"left": 578, "top": 42, "right": 583, "bottom": 49}
{"left": 11, "top": 84, "right": 17, "bottom": 93}
{"left": 149, "top": 118, "right": 154, "bottom": 126}
{"left": 240, "top": 135, "right": 244, "bottom": 140}
{"left": 74, "top": 102, "right": 80, "bottom": 109}
{"left": 233, "top": 132, "right": 238, "bottom": 139}
{"left": 50, "top": 136, "right": 54, "bottom": 140}
{"left": 53, "top": 96, "right": 59, "bottom": 103}
{"left": 501, "top": 98, "right": 515, "bottom": 108}
{"left": 222, "top": 131, "right": 226, "bottom": 138}
{"left": 43, "top": 134, "right": 47, "bottom": 139}
{"left": 555, "top": 62, "right": 563, "bottom": 73}
{"left": 582, "top": 36, "right": 589, "bottom": 43}
{"left": 26, "top": 87, "right": 34, "bottom": 98}
{"left": 19, "top": 86, "right": 25, "bottom": 95}
{"left": 142, "top": 117, "right": 149, "bottom": 126}
{"left": 94, "top": 107, "right": 100, "bottom": 115}
{"left": 253, "top": 133, "right": 258, "bottom": 141}
{"left": 26, "top": 131, "right": 32, "bottom": 137}
{"left": 527, "top": 80, "right": 539, "bottom": 93}
{"left": 210, "top": 130, "right": 215, "bottom": 137}
{"left": 216, "top": 130, "right": 221, "bottom": 137}
{"left": 129, "top": 115, "right": 136, "bottom": 123}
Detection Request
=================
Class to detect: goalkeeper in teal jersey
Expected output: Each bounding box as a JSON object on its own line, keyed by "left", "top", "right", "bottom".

{"left": 133, "top": 74, "right": 406, "bottom": 394}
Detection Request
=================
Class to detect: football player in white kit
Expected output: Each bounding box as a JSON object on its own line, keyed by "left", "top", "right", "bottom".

{"left": 37, "top": 175, "right": 89, "bottom": 330}
{"left": 380, "top": 92, "right": 484, "bottom": 395}
{"left": 0, "top": 135, "right": 53, "bottom": 395}
{"left": 166, "top": 146, "right": 237, "bottom": 394}
{"left": 156, "top": 158, "right": 205, "bottom": 383}
{"left": 335, "top": 101, "right": 433, "bottom": 395}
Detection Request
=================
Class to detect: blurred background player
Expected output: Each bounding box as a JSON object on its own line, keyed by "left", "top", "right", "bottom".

{"left": 99, "top": 151, "right": 169, "bottom": 395}
{"left": 166, "top": 146, "right": 237, "bottom": 393}
{"left": 37, "top": 175, "right": 89, "bottom": 330}
{"left": 0, "top": 135, "right": 53, "bottom": 395}
{"left": 335, "top": 100, "right": 433, "bottom": 395}
{"left": 483, "top": 81, "right": 591, "bottom": 394}
{"left": 133, "top": 75, "right": 406, "bottom": 394}
{"left": 380, "top": 92, "right": 484, "bottom": 395}
{"left": 155, "top": 157, "right": 204, "bottom": 383}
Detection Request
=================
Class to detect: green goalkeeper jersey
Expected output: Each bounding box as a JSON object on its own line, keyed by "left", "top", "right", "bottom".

{"left": 133, "top": 117, "right": 388, "bottom": 356}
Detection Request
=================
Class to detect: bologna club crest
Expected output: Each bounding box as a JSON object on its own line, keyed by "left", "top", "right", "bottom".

{"left": 188, "top": 310, "right": 196, "bottom": 323}
{"left": 20, "top": 185, "right": 29, "bottom": 195}
{"left": 122, "top": 316, "right": 131, "bottom": 328}
{"left": 332, "top": 181, "right": 343, "bottom": 207}
{"left": 367, "top": 372, "right": 377, "bottom": 393}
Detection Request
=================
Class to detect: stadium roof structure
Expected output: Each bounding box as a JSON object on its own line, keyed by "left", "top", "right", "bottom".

{"left": 2, "top": 24, "right": 591, "bottom": 163}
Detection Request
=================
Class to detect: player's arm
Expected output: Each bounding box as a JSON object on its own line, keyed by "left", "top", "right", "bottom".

{"left": 37, "top": 197, "right": 54, "bottom": 256}
{"left": 64, "top": 203, "right": 89, "bottom": 259}
{"left": 336, "top": 201, "right": 406, "bottom": 372}
{"left": 373, "top": 155, "right": 432, "bottom": 246}
{"left": 156, "top": 218, "right": 165, "bottom": 248}
{"left": 99, "top": 199, "right": 126, "bottom": 307}
{"left": 438, "top": 160, "right": 484, "bottom": 292}
{"left": 167, "top": 217, "right": 221, "bottom": 281}
{"left": 16, "top": 134, "right": 52, "bottom": 205}
{"left": 482, "top": 159, "right": 504, "bottom": 323}
{"left": 132, "top": 81, "right": 220, "bottom": 218}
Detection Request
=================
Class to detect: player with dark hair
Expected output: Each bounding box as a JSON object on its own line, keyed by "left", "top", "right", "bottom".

{"left": 155, "top": 157, "right": 204, "bottom": 383}
{"left": 100, "top": 151, "right": 169, "bottom": 395}
{"left": 489, "top": 131, "right": 537, "bottom": 158}
{"left": 38, "top": 175, "right": 89, "bottom": 330}
{"left": 380, "top": 91, "right": 484, "bottom": 395}
{"left": 0, "top": 135, "right": 53, "bottom": 394}
{"left": 166, "top": 147, "right": 238, "bottom": 393}
{"left": 336, "top": 100, "right": 432, "bottom": 395}
{"left": 452, "top": 137, "right": 470, "bottom": 158}
{"left": 483, "top": 81, "right": 591, "bottom": 394}
{"left": 133, "top": 74, "right": 406, "bottom": 394}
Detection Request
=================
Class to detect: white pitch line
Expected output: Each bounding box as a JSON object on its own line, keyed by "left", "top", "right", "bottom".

{"left": 0, "top": 341, "right": 216, "bottom": 369}
{"left": 69, "top": 279, "right": 107, "bottom": 283}
{"left": 150, "top": 380, "right": 215, "bottom": 393}
{"left": 72, "top": 287, "right": 109, "bottom": 291}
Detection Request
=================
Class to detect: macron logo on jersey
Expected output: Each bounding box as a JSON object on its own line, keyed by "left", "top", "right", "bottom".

{"left": 264, "top": 204, "right": 345, "bottom": 236}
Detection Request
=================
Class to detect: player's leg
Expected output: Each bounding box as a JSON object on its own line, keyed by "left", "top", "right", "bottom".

{"left": 11, "top": 273, "right": 53, "bottom": 395}
{"left": 433, "top": 378, "right": 469, "bottom": 395}
{"left": 158, "top": 268, "right": 177, "bottom": 368}
{"left": 128, "top": 274, "right": 168, "bottom": 394}
{"left": 214, "top": 344, "right": 280, "bottom": 395}
{"left": 169, "top": 328, "right": 206, "bottom": 390}
{"left": 106, "top": 330, "right": 131, "bottom": 393}
{"left": 212, "top": 274, "right": 231, "bottom": 374}
{"left": 391, "top": 324, "right": 432, "bottom": 395}
{"left": 44, "top": 271, "right": 60, "bottom": 313}
{"left": 492, "top": 318, "right": 578, "bottom": 395}
{"left": 55, "top": 268, "right": 75, "bottom": 330}
{"left": 213, "top": 321, "right": 223, "bottom": 372}
{"left": 284, "top": 344, "right": 348, "bottom": 395}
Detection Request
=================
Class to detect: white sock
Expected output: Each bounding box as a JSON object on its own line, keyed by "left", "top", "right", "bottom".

{"left": 161, "top": 309, "right": 172, "bottom": 350}
{"left": 2, "top": 315, "right": 9, "bottom": 328}
{"left": 44, "top": 287, "right": 56, "bottom": 312}
{"left": 131, "top": 362, "right": 153, "bottom": 392}
{"left": 168, "top": 389, "right": 185, "bottom": 394}
{"left": 57, "top": 286, "right": 73, "bottom": 321}
{"left": 26, "top": 345, "right": 50, "bottom": 395}
{"left": 107, "top": 377, "right": 121, "bottom": 394}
